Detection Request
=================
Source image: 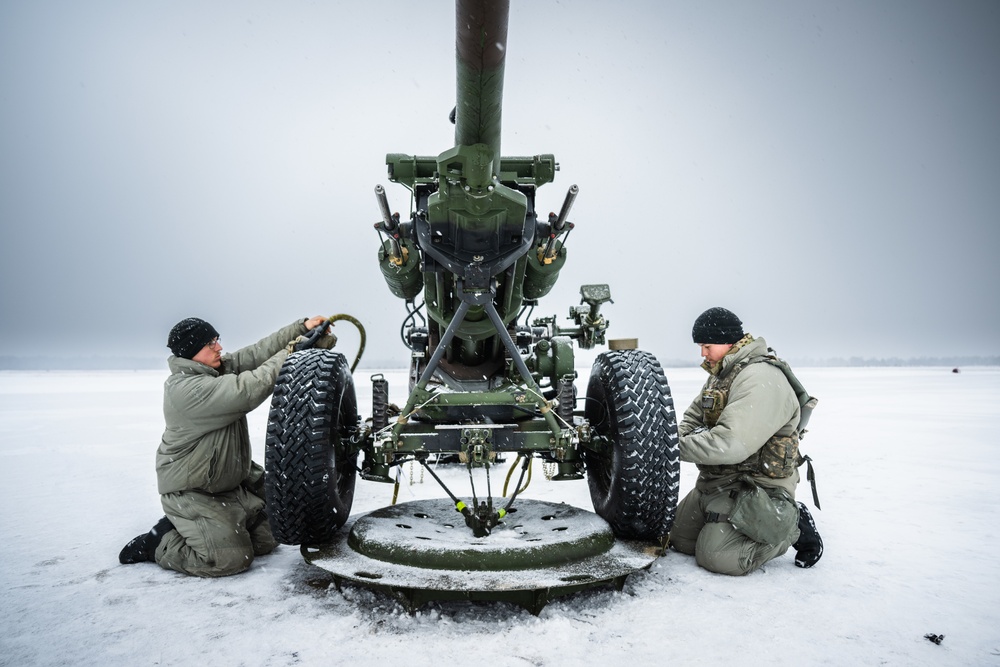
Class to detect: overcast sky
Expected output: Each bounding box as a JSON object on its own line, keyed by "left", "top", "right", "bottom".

{"left": 2, "top": 0, "right": 998, "bottom": 366}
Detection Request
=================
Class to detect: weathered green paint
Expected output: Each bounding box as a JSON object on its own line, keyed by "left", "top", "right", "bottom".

{"left": 386, "top": 153, "right": 557, "bottom": 189}
{"left": 377, "top": 238, "right": 421, "bottom": 300}
{"left": 347, "top": 502, "right": 615, "bottom": 571}
{"left": 523, "top": 241, "right": 567, "bottom": 300}
{"left": 302, "top": 499, "right": 660, "bottom": 615}
{"left": 368, "top": 0, "right": 612, "bottom": 502}
{"left": 454, "top": 0, "right": 509, "bottom": 169}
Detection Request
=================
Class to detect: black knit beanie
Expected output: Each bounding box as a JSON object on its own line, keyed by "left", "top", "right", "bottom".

{"left": 167, "top": 318, "right": 220, "bottom": 359}
{"left": 691, "top": 307, "right": 744, "bottom": 345}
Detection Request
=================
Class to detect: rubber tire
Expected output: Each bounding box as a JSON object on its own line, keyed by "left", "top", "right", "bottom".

{"left": 264, "top": 349, "right": 359, "bottom": 545}
{"left": 583, "top": 349, "right": 680, "bottom": 540}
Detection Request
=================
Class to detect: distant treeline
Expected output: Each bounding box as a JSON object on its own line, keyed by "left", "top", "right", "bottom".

{"left": 786, "top": 356, "right": 1000, "bottom": 368}
{"left": 590, "top": 356, "right": 1000, "bottom": 369}
{"left": 0, "top": 356, "right": 166, "bottom": 371}
{"left": 662, "top": 356, "right": 1000, "bottom": 368}
{"left": 2, "top": 355, "right": 999, "bottom": 371}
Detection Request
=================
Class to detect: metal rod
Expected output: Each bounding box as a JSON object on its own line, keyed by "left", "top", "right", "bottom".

{"left": 482, "top": 300, "right": 563, "bottom": 437}
{"left": 375, "top": 185, "right": 396, "bottom": 231}
{"left": 553, "top": 184, "right": 578, "bottom": 231}
{"left": 392, "top": 299, "right": 473, "bottom": 440}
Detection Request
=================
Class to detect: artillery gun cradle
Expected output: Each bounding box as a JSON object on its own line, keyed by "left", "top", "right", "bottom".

{"left": 262, "top": 0, "right": 679, "bottom": 613}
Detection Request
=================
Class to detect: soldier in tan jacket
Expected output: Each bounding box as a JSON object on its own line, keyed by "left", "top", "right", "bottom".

{"left": 669, "top": 307, "right": 823, "bottom": 575}
{"left": 119, "top": 315, "right": 328, "bottom": 576}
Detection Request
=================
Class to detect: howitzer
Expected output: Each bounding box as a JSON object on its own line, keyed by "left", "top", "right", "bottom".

{"left": 263, "top": 0, "right": 680, "bottom": 613}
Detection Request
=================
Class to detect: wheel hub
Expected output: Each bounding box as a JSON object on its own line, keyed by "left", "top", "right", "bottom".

{"left": 301, "top": 498, "right": 662, "bottom": 614}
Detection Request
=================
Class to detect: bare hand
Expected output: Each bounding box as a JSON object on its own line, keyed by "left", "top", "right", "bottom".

{"left": 304, "top": 315, "right": 328, "bottom": 331}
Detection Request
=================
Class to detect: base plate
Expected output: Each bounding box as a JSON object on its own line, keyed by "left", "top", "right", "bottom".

{"left": 302, "top": 498, "right": 662, "bottom": 614}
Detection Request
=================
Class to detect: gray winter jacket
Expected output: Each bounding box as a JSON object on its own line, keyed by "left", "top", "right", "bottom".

{"left": 155, "top": 320, "right": 306, "bottom": 495}
{"left": 679, "top": 335, "right": 801, "bottom": 493}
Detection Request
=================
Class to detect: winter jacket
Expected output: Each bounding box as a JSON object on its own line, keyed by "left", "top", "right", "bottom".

{"left": 679, "top": 335, "right": 801, "bottom": 493}
{"left": 155, "top": 320, "right": 307, "bottom": 495}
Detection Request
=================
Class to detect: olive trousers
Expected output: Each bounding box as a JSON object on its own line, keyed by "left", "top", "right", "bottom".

{"left": 669, "top": 474, "right": 799, "bottom": 576}
{"left": 154, "top": 484, "right": 278, "bottom": 577}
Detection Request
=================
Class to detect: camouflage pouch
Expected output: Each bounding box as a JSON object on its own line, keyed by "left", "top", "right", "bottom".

{"left": 701, "top": 389, "right": 727, "bottom": 427}
{"left": 729, "top": 478, "right": 798, "bottom": 546}
{"left": 757, "top": 432, "right": 800, "bottom": 479}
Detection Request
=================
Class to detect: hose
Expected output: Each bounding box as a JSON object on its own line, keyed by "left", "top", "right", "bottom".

{"left": 327, "top": 313, "right": 366, "bottom": 372}
{"left": 502, "top": 454, "right": 533, "bottom": 497}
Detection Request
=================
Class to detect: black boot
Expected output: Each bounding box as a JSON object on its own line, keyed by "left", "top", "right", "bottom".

{"left": 119, "top": 516, "right": 174, "bottom": 564}
{"left": 792, "top": 502, "right": 823, "bottom": 568}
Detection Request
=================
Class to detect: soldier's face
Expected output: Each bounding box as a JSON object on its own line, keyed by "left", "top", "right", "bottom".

{"left": 192, "top": 337, "right": 223, "bottom": 369}
{"left": 699, "top": 343, "right": 732, "bottom": 365}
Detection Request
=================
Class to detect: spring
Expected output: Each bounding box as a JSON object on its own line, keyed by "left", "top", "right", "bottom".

{"left": 372, "top": 374, "right": 389, "bottom": 432}
{"left": 557, "top": 376, "right": 575, "bottom": 425}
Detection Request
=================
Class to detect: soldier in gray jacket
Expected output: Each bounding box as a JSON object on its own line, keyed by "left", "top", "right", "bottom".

{"left": 669, "top": 307, "right": 823, "bottom": 575}
{"left": 119, "top": 315, "right": 329, "bottom": 576}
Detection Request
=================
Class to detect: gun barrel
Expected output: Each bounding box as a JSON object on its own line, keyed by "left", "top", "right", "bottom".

{"left": 454, "top": 0, "right": 510, "bottom": 168}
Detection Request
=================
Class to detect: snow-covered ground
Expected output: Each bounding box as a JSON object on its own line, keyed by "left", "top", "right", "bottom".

{"left": 1, "top": 366, "right": 998, "bottom": 666}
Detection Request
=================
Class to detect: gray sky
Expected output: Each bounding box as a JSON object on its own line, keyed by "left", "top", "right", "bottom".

{"left": 2, "top": 0, "right": 998, "bottom": 366}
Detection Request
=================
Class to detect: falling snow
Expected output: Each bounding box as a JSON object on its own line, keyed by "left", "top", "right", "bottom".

{"left": 1, "top": 366, "right": 998, "bottom": 665}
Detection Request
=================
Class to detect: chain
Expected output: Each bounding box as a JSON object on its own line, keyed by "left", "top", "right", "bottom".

{"left": 408, "top": 460, "right": 424, "bottom": 485}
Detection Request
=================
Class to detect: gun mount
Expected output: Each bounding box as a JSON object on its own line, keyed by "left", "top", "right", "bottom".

{"left": 264, "top": 0, "right": 680, "bottom": 613}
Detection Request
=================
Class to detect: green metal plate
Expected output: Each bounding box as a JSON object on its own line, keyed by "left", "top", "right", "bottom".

{"left": 301, "top": 498, "right": 662, "bottom": 614}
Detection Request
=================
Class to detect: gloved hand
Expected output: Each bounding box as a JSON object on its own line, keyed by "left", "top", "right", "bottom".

{"left": 314, "top": 333, "right": 337, "bottom": 349}
{"left": 286, "top": 332, "right": 337, "bottom": 353}
{"left": 286, "top": 335, "right": 307, "bottom": 353}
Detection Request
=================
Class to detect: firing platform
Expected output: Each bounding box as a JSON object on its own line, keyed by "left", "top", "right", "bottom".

{"left": 302, "top": 498, "right": 662, "bottom": 613}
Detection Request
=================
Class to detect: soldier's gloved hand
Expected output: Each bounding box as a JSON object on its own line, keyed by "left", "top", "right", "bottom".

{"left": 314, "top": 333, "right": 337, "bottom": 350}
{"left": 286, "top": 335, "right": 307, "bottom": 353}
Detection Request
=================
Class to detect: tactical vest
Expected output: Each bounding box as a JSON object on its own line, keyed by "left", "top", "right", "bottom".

{"left": 697, "top": 354, "right": 806, "bottom": 479}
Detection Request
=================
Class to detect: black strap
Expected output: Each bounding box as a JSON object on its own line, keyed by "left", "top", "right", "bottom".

{"left": 802, "top": 455, "right": 821, "bottom": 509}
{"left": 705, "top": 511, "right": 730, "bottom": 523}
